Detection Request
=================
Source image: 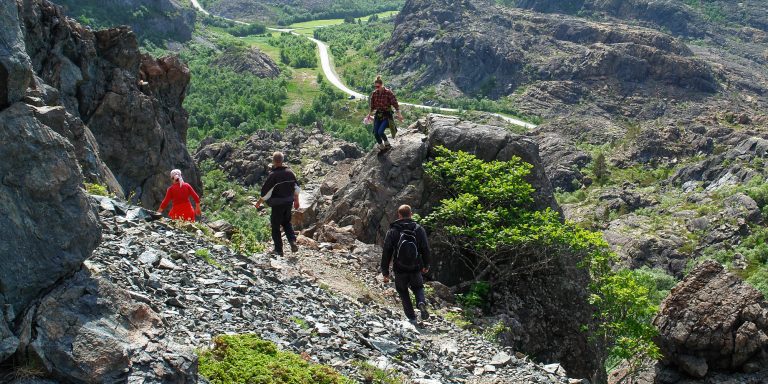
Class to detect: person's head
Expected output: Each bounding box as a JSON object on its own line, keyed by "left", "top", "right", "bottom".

{"left": 272, "top": 151, "right": 284, "bottom": 167}
{"left": 170, "top": 169, "right": 183, "bottom": 185}
{"left": 374, "top": 75, "right": 383, "bottom": 90}
{"left": 397, "top": 204, "right": 412, "bottom": 220}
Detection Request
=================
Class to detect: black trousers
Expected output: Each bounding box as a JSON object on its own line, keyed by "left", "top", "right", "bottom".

{"left": 270, "top": 203, "right": 296, "bottom": 254}
{"left": 394, "top": 271, "right": 426, "bottom": 321}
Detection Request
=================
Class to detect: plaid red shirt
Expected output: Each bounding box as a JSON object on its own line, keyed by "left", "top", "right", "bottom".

{"left": 369, "top": 87, "right": 400, "bottom": 113}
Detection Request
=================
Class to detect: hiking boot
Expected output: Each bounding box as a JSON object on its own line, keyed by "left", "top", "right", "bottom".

{"left": 409, "top": 319, "right": 419, "bottom": 327}
{"left": 290, "top": 240, "right": 299, "bottom": 253}
{"left": 418, "top": 302, "right": 430, "bottom": 320}
{"left": 384, "top": 142, "right": 392, "bottom": 149}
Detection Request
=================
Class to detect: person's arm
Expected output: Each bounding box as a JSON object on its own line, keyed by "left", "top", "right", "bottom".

{"left": 187, "top": 184, "right": 201, "bottom": 214}
{"left": 292, "top": 175, "right": 301, "bottom": 210}
{"left": 390, "top": 91, "right": 403, "bottom": 121}
{"left": 368, "top": 92, "right": 374, "bottom": 115}
{"left": 418, "top": 225, "right": 430, "bottom": 272}
{"left": 254, "top": 174, "right": 275, "bottom": 209}
{"left": 381, "top": 229, "right": 395, "bottom": 281}
{"left": 158, "top": 187, "right": 172, "bottom": 213}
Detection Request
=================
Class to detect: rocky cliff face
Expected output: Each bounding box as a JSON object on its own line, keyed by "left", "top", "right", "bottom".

{"left": 20, "top": 0, "right": 201, "bottom": 209}
{"left": 384, "top": 0, "right": 717, "bottom": 111}
{"left": 311, "top": 115, "right": 603, "bottom": 382}
{"left": 1, "top": 0, "right": 200, "bottom": 380}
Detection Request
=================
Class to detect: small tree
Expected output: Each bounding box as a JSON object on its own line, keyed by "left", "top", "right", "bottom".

{"left": 423, "top": 147, "right": 661, "bottom": 380}
{"left": 593, "top": 152, "right": 609, "bottom": 185}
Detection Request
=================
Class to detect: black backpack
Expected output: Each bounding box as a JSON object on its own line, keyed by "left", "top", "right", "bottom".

{"left": 394, "top": 225, "right": 421, "bottom": 272}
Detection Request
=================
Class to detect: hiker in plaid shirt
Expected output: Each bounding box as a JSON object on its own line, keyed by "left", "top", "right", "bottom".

{"left": 367, "top": 75, "right": 403, "bottom": 152}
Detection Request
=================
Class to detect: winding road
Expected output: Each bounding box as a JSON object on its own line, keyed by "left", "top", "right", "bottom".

{"left": 189, "top": 1, "right": 537, "bottom": 129}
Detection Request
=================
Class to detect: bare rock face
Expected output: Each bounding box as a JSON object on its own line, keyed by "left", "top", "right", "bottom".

{"left": 20, "top": 0, "right": 201, "bottom": 209}
{"left": 213, "top": 47, "right": 281, "bottom": 78}
{"left": 653, "top": 260, "right": 768, "bottom": 378}
{"left": 314, "top": 115, "right": 603, "bottom": 382}
{"left": 1, "top": 0, "right": 200, "bottom": 380}
{"left": 384, "top": 0, "right": 717, "bottom": 114}
{"left": 27, "top": 271, "right": 197, "bottom": 383}
{"left": 0, "top": 101, "right": 101, "bottom": 324}
{"left": 0, "top": 0, "right": 32, "bottom": 109}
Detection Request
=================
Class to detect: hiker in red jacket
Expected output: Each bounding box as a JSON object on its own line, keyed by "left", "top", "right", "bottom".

{"left": 158, "top": 169, "right": 201, "bottom": 222}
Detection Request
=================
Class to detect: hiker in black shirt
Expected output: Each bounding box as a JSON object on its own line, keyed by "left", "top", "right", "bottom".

{"left": 254, "top": 152, "right": 300, "bottom": 256}
{"left": 381, "top": 204, "right": 431, "bottom": 324}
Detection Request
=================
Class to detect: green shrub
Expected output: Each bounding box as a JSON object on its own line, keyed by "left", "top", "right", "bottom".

{"left": 422, "top": 147, "right": 661, "bottom": 376}
{"left": 84, "top": 182, "right": 110, "bottom": 196}
{"left": 269, "top": 33, "right": 317, "bottom": 68}
{"left": 456, "top": 281, "right": 491, "bottom": 313}
{"left": 199, "top": 334, "right": 353, "bottom": 384}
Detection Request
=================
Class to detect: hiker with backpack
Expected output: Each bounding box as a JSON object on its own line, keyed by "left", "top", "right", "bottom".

{"left": 254, "top": 152, "right": 300, "bottom": 257}
{"left": 366, "top": 75, "right": 403, "bottom": 153}
{"left": 381, "top": 204, "right": 431, "bottom": 325}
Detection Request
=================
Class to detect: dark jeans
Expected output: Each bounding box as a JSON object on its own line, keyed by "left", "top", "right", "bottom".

{"left": 373, "top": 117, "right": 389, "bottom": 144}
{"left": 270, "top": 203, "right": 296, "bottom": 254}
{"left": 394, "top": 271, "right": 426, "bottom": 321}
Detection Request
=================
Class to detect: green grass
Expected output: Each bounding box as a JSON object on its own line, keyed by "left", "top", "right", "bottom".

{"left": 288, "top": 11, "right": 399, "bottom": 36}
{"left": 353, "top": 361, "right": 405, "bottom": 384}
{"left": 195, "top": 248, "right": 223, "bottom": 268}
{"left": 199, "top": 334, "right": 353, "bottom": 384}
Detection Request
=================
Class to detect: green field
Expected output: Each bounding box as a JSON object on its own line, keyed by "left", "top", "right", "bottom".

{"left": 288, "top": 10, "right": 399, "bottom": 36}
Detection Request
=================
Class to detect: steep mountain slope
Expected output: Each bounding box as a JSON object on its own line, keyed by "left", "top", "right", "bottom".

{"left": 55, "top": 0, "right": 196, "bottom": 43}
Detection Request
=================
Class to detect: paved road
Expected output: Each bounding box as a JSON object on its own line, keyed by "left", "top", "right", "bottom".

{"left": 191, "top": 5, "right": 537, "bottom": 129}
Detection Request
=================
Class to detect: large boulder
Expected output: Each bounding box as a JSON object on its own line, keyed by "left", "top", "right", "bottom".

{"left": 0, "top": 0, "right": 32, "bottom": 109}
{"left": 27, "top": 270, "right": 197, "bottom": 383}
{"left": 653, "top": 260, "right": 768, "bottom": 378}
{"left": 0, "top": 102, "right": 101, "bottom": 322}
{"left": 314, "top": 115, "right": 603, "bottom": 382}
{"left": 316, "top": 115, "right": 559, "bottom": 247}
{"left": 20, "top": 0, "right": 201, "bottom": 209}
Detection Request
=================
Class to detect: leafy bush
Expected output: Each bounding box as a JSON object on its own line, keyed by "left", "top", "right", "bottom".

{"left": 423, "top": 147, "right": 661, "bottom": 376}
{"left": 199, "top": 334, "right": 353, "bottom": 384}
{"left": 456, "top": 281, "right": 491, "bottom": 313}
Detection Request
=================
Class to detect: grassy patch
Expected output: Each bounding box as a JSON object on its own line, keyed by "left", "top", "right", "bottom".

{"left": 195, "top": 248, "right": 223, "bottom": 268}
{"left": 199, "top": 334, "right": 353, "bottom": 384}
{"left": 353, "top": 361, "right": 405, "bottom": 384}
{"left": 290, "top": 316, "right": 311, "bottom": 330}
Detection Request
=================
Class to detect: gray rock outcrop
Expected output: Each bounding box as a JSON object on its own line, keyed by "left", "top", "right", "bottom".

{"left": 313, "top": 115, "right": 603, "bottom": 382}
{"left": 20, "top": 0, "right": 201, "bottom": 209}
{"left": 26, "top": 270, "right": 197, "bottom": 383}
{"left": 213, "top": 47, "right": 281, "bottom": 78}
{"left": 653, "top": 260, "right": 768, "bottom": 378}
